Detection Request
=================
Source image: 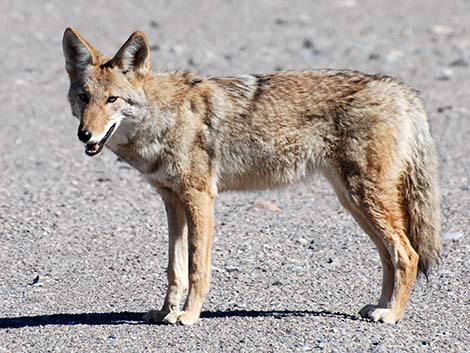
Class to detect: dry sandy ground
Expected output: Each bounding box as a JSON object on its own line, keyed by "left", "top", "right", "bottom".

{"left": 0, "top": 0, "right": 469, "bottom": 352}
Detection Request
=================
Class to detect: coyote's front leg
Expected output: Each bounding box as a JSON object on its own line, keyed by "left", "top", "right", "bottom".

{"left": 144, "top": 188, "right": 188, "bottom": 324}
{"left": 161, "top": 188, "right": 214, "bottom": 325}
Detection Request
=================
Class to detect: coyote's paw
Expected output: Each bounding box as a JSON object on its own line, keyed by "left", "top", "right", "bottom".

{"left": 143, "top": 309, "right": 172, "bottom": 324}
{"left": 359, "top": 304, "right": 401, "bottom": 324}
{"left": 166, "top": 310, "right": 200, "bottom": 326}
{"left": 144, "top": 309, "right": 199, "bottom": 326}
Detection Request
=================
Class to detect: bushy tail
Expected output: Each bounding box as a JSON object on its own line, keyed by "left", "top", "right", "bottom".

{"left": 402, "top": 134, "right": 441, "bottom": 278}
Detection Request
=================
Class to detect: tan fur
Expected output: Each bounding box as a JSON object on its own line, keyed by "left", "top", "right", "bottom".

{"left": 63, "top": 29, "right": 441, "bottom": 325}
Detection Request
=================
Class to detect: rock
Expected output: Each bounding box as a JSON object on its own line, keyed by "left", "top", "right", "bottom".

{"left": 96, "top": 177, "right": 111, "bottom": 183}
{"left": 431, "top": 25, "right": 454, "bottom": 36}
{"left": 337, "top": 0, "right": 357, "bottom": 8}
{"left": 437, "top": 106, "right": 453, "bottom": 113}
{"left": 252, "top": 200, "right": 282, "bottom": 212}
{"left": 149, "top": 20, "right": 159, "bottom": 28}
{"left": 385, "top": 50, "right": 405, "bottom": 63}
{"left": 436, "top": 68, "right": 453, "bottom": 81}
{"left": 274, "top": 18, "right": 288, "bottom": 26}
{"left": 443, "top": 232, "right": 464, "bottom": 241}
{"left": 368, "top": 52, "right": 380, "bottom": 61}
{"left": 296, "top": 237, "right": 308, "bottom": 245}
{"left": 225, "top": 266, "right": 239, "bottom": 273}
{"left": 302, "top": 39, "right": 321, "bottom": 55}
{"left": 296, "top": 14, "right": 311, "bottom": 26}
{"left": 30, "top": 275, "right": 41, "bottom": 286}
{"left": 449, "top": 58, "right": 469, "bottom": 67}
{"left": 302, "top": 39, "right": 314, "bottom": 49}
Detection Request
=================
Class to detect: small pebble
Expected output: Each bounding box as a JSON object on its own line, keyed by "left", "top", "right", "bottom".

{"left": 443, "top": 232, "right": 464, "bottom": 241}
{"left": 30, "top": 275, "right": 40, "bottom": 286}
{"left": 252, "top": 201, "right": 282, "bottom": 213}
{"left": 436, "top": 68, "right": 453, "bottom": 81}
{"left": 385, "top": 50, "right": 405, "bottom": 63}
{"left": 449, "top": 58, "right": 469, "bottom": 67}
{"left": 274, "top": 18, "right": 288, "bottom": 26}
{"left": 431, "top": 25, "right": 454, "bottom": 36}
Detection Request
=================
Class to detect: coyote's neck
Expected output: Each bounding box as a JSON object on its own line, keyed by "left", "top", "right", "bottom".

{"left": 106, "top": 73, "right": 183, "bottom": 174}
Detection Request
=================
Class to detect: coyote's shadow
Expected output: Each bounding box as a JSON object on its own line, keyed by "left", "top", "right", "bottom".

{"left": 0, "top": 309, "right": 359, "bottom": 329}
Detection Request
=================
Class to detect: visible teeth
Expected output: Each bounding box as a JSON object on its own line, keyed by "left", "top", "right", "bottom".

{"left": 86, "top": 144, "right": 99, "bottom": 152}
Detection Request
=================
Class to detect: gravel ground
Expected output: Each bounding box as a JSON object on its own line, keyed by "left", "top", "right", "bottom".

{"left": 1, "top": 1, "right": 469, "bottom": 352}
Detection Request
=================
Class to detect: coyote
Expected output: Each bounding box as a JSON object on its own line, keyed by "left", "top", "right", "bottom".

{"left": 62, "top": 28, "right": 441, "bottom": 325}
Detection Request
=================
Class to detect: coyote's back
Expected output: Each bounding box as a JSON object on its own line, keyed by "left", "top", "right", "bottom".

{"left": 212, "top": 70, "right": 441, "bottom": 272}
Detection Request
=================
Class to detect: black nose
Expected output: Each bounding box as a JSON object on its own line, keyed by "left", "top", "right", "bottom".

{"left": 77, "top": 129, "right": 92, "bottom": 143}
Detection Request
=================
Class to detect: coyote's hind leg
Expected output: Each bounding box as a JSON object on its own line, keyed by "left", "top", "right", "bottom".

{"left": 326, "top": 170, "right": 419, "bottom": 324}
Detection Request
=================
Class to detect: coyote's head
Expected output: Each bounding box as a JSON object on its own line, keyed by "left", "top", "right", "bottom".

{"left": 62, "top": 28, "right": 150, "bottom": 156}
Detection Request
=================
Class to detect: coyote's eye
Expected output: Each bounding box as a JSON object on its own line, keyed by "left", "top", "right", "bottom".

{"left": 107, "top": 96, "right": 118, "bottom": 103}
{"left": 78, "top": 93, "right": 88, "bottom": 102}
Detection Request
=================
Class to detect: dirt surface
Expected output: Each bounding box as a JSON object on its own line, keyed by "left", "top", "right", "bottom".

{"left": 0, "top": 1, "right": 469, "bottom": 352}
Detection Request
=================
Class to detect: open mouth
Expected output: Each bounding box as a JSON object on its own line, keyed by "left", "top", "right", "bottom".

{"left": 85, "top": 123, "right": 117, "bottom": 156}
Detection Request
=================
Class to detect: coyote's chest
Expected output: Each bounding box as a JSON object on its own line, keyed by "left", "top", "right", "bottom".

{"left": 107, "top": 139, "right": 161, "bottom": 174}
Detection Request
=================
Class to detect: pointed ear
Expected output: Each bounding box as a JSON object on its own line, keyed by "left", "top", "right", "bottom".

{"left": 62, "top": 28, "right": 99, "bottom": 76}
{"left": 112, "top": 31, "right": 150, "bottom": 78}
